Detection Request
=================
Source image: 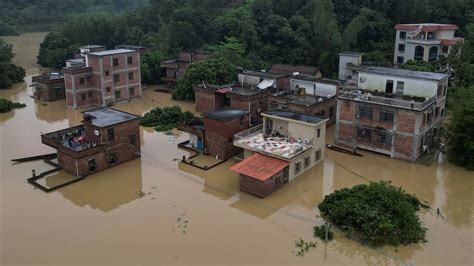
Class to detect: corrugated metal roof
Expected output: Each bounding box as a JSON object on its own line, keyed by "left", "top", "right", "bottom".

{"left": 230, "top": 153, "right": 289, "bottom": 181}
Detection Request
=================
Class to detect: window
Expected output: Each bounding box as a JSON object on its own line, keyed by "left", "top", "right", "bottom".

{"left": 88, "top": 158, "right": 97, "bottom": 172}
{"left": 127, "top": 56, "right": 132, "bottom": 64}
{"left": 129, "top": 134, "right": 137, "bottom": 146}
{"left": 435, "top": 107, "right": 440, "bottom": 118}
{"left": 304, "top": 156, "right": 311, "bottom": 168}
{"left": 129, "top": 87, "right": 135, "bottom": 96}
{"left": 113, "top": 58, "right": 119, "bottom": 66}
{"left": 442, "top": 46, "right": 449, "bottom": 53}
{"left": 107, "top": 127, "right": 115, "bottom": 141}
{"left": 315, "top": 149, "right": 321, "bottom": 162}
{"left": 115, "top": 90, "right": 121, "bottom": 99}
{"left": 128, "top": 72, "right": 134, "bottom": 80}
{"left": 399, "top": 31, "right": 406, "bottom": 39}
{"left": 398, "top": 44, "right": 405, "bottom": 52}
{"left": 317, "top": 128, "right": 321, "bottom": 138}
{"left": 55, "top": 87, "right": 62, "bottom": 96}
{"left": 429, "top": 46, "right": 438, "bottom": 62}
{"left": 320, "top": 110, "right": 325, "bottom": 117}
{"left": 397, "top": 56, "right": 404, "bottom": 64}
{"left": 80, "top": 77, "right": 85, "bottom": 84}
{"left": 106, "top": 87, "right": 111, "bottom": 93}
{"left": 380, "top": 112, "right": 394, "bottom": 123}
{"left": 109, "top": 153, "right": 117, "bottom": 165}
{"left": 396, "top": 81, "right": 404, "bottom": 95}
{"left": 357, "top": 128, "right": 372, "bottom": 141}
{"left": 87, "top": 91, "right": 93, "bottom": 98}
{"left": 86, "top": 76, "right": 91, "bottom": 82}
{"left": 415, "top": 46, "right": 424, "bottom": 61}
{"left": 105, "top": 71, "right": 110, "bottom": 76}
{"left": 378, "top": 133, "right": 392, "bottom": 145}
{"left": 295, "top": 162, "right": 302, "bottom": 174}
{"left": 114, "top": 74, "right": 120, "bottom": 83}
{"left": 385, "top": 80, "right": 394, "bottom": 94}
{"left": 80, "top": 93, "right": 86, "bottom": 101}
{"left": 359, "top": 107, "right": 373, "bottom": 119}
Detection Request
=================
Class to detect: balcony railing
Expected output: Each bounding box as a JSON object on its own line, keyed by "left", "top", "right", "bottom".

{"left": 234, "top": 124, "right": 263, "bottom": 142}
{"left": 339, "top": 90, "right": 436, "bottom": 110}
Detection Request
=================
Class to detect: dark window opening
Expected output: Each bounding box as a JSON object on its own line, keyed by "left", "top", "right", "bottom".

{"left": 295, "top": 162, "right": 302, "bottom": 174}
{"left": 115, "top": 90, "right": 121, "bottom": 99}
{"left": 397, "top": 56, "right": 404, "bottom": 64}
{"left": 398, "top": 44, "right": 405, "bottom": 52}
{"left": 127, "top": 56, "right": 132, "bottom": 64}
{"left": 357, "top": 128, "right": 372, "bottom": 141}
{"left": 378, "top": 133, "right": 392, "bottom": 145}
{"left": 415, "top": 46, "right": 424, "bottom": 61}
{"left": 107, "top": 127, "right": 115, "bottom": 141}
{"left": 317, "top": 128, "right": 321, "bottom": 138}
{"left": 359, "top": 107, "right": 373, "bottom": 119}
{"left": 380, "top": 112, "right": 394, "bottom": 123}
{"left": 399, "top": 31, "right": 406, "bottom": 39}
{"left": 442, "top": 46, "right": 449, "bottom": 53}
{"left": 114, "top": 74, "right": 120, "bottom": 83}
{"left": 113, "top": 58, "right": 119, "bottom": 66}
{"left": 105, "top": 71, "right": 110, "bottom": 76}
{"left": 129, "top": 134, "right": 137, "bottom": 146}
{"left": 106, "top": 87, "right": 111, "bottom": 93}
{"left": 88, "top": 159, "right": 97, "bottom": 172}
{"left": 129, "top": 87, "right": 135, "bottom": 96}
{"left": 109, "top": 153, "right": 117, "bottom": 165}
{"left": 385, "top": 80, "right": 394, "bottom": 94}
{"left": 87, "top": 91, "right": 93, "bottom": 98}
{"left": 429, "top": 46, "right": 439, "bottom": 62}
{"left": 80, "top": 93, "right": 86, "bottom": 101}
{"left": 315, "top": 149, "right": 321, "bottom": 161}
{"left": 79, "top": 77, "right": 85, "bottom": 84}
{"left": 128, "top": 72, "right": 134, "bottom": 80}
{"left": 304, "top": 156, "right": 311, "bottom": 168}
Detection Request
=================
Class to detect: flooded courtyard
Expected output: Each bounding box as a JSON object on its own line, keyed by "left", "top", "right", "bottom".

{"left": 0, "top": 33, "right": 473, "bottom": 265}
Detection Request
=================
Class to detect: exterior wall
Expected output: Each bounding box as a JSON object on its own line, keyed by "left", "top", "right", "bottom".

{"left": 204, "top": 115, "right": 250, "bottom": 159}
{"left": 228, "top": 91, "right": 270, "bottom": 120}
{"left": 338, "top": 55, "right": 363, "bottom": 80}
{"left": 194, "top": 89, "right": 226, "bottom": 113}
{"left": 239, "top": 170, "right": 287, "bottom": 198}
{"left": 34, "top": 80, "right": 65, "bottom": 101}
{"left": 335, "top": 98, "right": 444, "bottom": 162}
{"left": 290, "top": 79, "right": 337, "bottom": 97}
{"left": 358, "top": 71, "right": 441, "bottom": 98}
{"left": 268, "top": 96, "right": 337, "bottom": 126}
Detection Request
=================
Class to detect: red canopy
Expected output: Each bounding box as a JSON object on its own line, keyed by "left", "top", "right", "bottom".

{"left": 230, "top": 153, "right": 289, "bottom": 182}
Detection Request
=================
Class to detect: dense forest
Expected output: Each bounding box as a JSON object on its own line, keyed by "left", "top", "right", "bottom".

{"left": 0, "top": 40, "right": 25, "bottom": 89}
{"left": 0, "top": 0, "right": 148, "bottom": 35}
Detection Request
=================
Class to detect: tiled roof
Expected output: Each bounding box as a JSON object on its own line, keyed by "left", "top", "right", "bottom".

{"left": 230, "top": 153, "right": 289, "bottom": 181}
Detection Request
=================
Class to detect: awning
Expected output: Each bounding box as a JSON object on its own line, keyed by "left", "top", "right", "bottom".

{"left": 230, "top": 153, "right": 289, "bottom": 181}
{"left": 216, "top": 87, "right": 231, "bottom": 94}
{"left": 257, "top": 79, "right": 276, "bottom": 90}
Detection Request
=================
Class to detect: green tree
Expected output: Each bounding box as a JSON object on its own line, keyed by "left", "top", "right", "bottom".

{"left": 447, "top": 86, "right": 474, "bottom": 170}
{"left": 141, "top": 50, "right": 165, "bottom": 84}
{"left": 172, "top": 58, "right": 237, "bottom": 100}
{"left": 0, "top": 39, "right": 25, "bottom": 89}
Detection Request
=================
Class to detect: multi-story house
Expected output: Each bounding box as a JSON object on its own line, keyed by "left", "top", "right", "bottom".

{"left": 41, "top": 108, "right": 141, "bottom": 177}
{"left": 268, "top": 75, "right": 341, "bottom": 126}
{"left": 394, "top": 23, "right": 463, "bottom": 64}
{"left": 63, "top": 48, "right": 142, "bottom": 108}
{"left": 335, "top": 66, "right": 450, "bottom": 162}
{"left": 231, "top": 110, "right": 327, "bottom": 198}
{"left": 160, "top": 51, "right": 209, "bottom": 84}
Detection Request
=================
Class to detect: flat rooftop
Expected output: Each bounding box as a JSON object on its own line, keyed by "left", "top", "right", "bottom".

{"left": 241, "top": 70, "right": 285, "bottom": 79}
{"left": 360, "top": 67, "right": 450, "bottom": 81}
{"left": 203, "top": 108, "right": 247, "bottom": 122}
{"left": 83, "top": 108, "right": 139, "bottom": 127}
{"left": 291, "top": 74, "right": 341, "bottom": 85}
{"left": 263, "top": 109, "right": 325, "bottom": 125}
{"left": 88, "top": 49, "right": 136, "bottom": 56}
{"left": 272, "top": 92, "right": 330, "bottom": 106}
{"left": 339, "top": 51, "right": 364, "bottom": 56}
{"left": 79, "top": 45, "right": 105, "bottom": 49}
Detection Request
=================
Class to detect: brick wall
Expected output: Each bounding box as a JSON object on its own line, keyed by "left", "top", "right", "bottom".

{"left": 396, "top": 110, "right": 417, "bottom": 133}
{"left": 204, "top": 115, "right": 249, "bottom": 159}
{"left": 194, "top": 89, "right": 226, "bottom": 113}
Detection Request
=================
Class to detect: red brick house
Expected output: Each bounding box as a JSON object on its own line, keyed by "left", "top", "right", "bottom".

{"left": 336, "top": 67, "right": 450, "bottom": 161}
{"left": 41, "top": 108, "right": 141, "bottom": 177}
{"left": 193, "top": 83, "right": 232, "bottom": 113}
{"left": 160, "top": 51, "right": 209, "bottom": 84}
{"left": 178, "top": 108, "right": 250, "bottom": 160}
{"left": 32, "top": 73, "right": 65, "bottom": 101}
{"left": 63, "top": 49, "right": 142, "bottom": 109}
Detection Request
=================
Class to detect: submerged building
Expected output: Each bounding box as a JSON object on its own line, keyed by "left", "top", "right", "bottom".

{"left": 32, "top": 72, "right": 65, "bottom": 101}
{"left": 231, "top": 110, "right": 327, "bottom": 198}
{"left": 160, "top": 51, "right": 209, "bottom": 85}
{"left": 336, "top": 66, "right": 450, "bottom": 161}
{"left": 63, "top": 48, "right": 142, "bottom": 109}
{"left": 41, "top": 108, "right": 141, "bottom": 177}
{"left": 393, "top": 23, "right": 463, "bottom": 64}
{"left": 268, "top": 75, "right": 340, "bottom": 126}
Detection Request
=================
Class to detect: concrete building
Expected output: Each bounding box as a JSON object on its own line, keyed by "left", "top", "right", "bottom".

{"left": 178, "top": 108, "right": 250, "bottom": 160}
{"left": 269, "top": 64, "right": 322, "bottom": 79}
{"left": 338, "top": 52, "right": 365, "bottom": 84}
{"left": 160, "top": 51, "right": 209, "bottom": 84}
{"left": 393, "top": 23, "right": 463, "bottom": 64}
{"left": 41, "top": 108, "right": 141, "bottom": 177}
{"left": 238, "top": 70, "right": 287, "bottom": 91}
{"left": 268, "top": 75, "right": 341, "bottom": 126}
{"left": 336, "top": 66, "right": 450, "bottom": 161}
{"left": 232, "top": 110, "right": 327, "bottom": 198}
{"left": 63, "top": 48, "right": 142, "bottom": 109}
{"left": 32, "top": 72, "right": 65, "bottom": 101}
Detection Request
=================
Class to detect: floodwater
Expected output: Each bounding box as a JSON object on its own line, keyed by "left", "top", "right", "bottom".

{"left": 0, "top": 33, "right": 473, "bottom": 265}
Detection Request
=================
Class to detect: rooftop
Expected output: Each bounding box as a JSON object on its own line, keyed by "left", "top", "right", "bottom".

{"left": 339, "top": 51, "right": 365, "bottom": 57}
{"left": 33, "top": 72, "right": 64, "bottom": 82}
{"left": 203, "top": 108, "right": 247, "bottom": 122}
{"left": 241, "top": 70, "right": 285, "bottom": 79}
{"left": 291, "top": 74, "right": 341, "bottom": 86}
{"left": 360, "top": 67, "right": 450, "bottom": 81}
{"left": 270, "top": 64, "right": 320, "bottom": 76}
{"left": 88, "top": 49, "right": 136, "bottom": 57}
{"left": 230, "top": 153, "right": 289, "bottom": 181}
{"left": 229, "top": 86, "right": 267, "bottom": 96}
{"left": 394, "top": 23, "right": 458, "bottom": 31}
{"left": 82, "top": 108, "right": 139, "bottom": 127}
{"left": 79, "top": 45, "right": 105, "bottom": 49}
{"left": 271, "top": 91, "right": 331, "bottom": 106}
{"left": 263, "top": 109, "right": 325, "bottom": 125}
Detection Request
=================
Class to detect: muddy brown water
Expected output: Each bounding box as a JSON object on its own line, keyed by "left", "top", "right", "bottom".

{"left": 0, "top": 33, "right": 472, "bottom": 265}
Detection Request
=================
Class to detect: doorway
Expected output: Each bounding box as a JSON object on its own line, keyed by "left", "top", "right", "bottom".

{"left": 385, "top": 80, "right": 394, "bottom": 94}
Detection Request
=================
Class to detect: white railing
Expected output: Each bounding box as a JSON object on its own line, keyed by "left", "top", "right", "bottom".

{"left": 339, "top": 90, "right": 436, "bottom": 110}
{"left": 234, "top": 124, "right": 263, "bottom": 141}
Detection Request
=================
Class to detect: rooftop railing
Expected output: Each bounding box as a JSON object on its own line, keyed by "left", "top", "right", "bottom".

{"left": 339, "top": 89, "right": 436, "bottom": 110}
{"left": 234, "top": 124, "right": 264, "bottom": 142}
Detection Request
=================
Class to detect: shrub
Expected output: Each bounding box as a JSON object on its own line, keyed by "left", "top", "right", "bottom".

{"left": 318, "top": 182, "right": 427, "bottom": 246}
{"left": 314, "top": 224, "right": 333, "bottom": 241}
{"left": 139, "top": 105, "right": 195, "bottom": 131}
{"left": 0, "top": 98, "right": 26, "bottom": 113}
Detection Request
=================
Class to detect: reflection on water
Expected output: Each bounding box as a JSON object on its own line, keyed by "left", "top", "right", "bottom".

{"left": 1, "top": 32, "right": 473, "bottom": 266}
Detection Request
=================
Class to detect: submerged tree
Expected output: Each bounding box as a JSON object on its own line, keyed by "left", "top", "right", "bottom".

{"left": 318, "top": 182, "right": 427, "bottom": 246}
{"left": 0, "top": 40, "right": 25, "bottom": 89}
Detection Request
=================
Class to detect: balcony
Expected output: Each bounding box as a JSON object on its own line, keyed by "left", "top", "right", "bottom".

{"left": 41, "top": 125, "right": 103, "bottom": 158}
{"left": 234, "top": 124, "right": 313, "bottom": 160}
{"left": 339, "top": 89, "right": 436, "bottom": 111}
